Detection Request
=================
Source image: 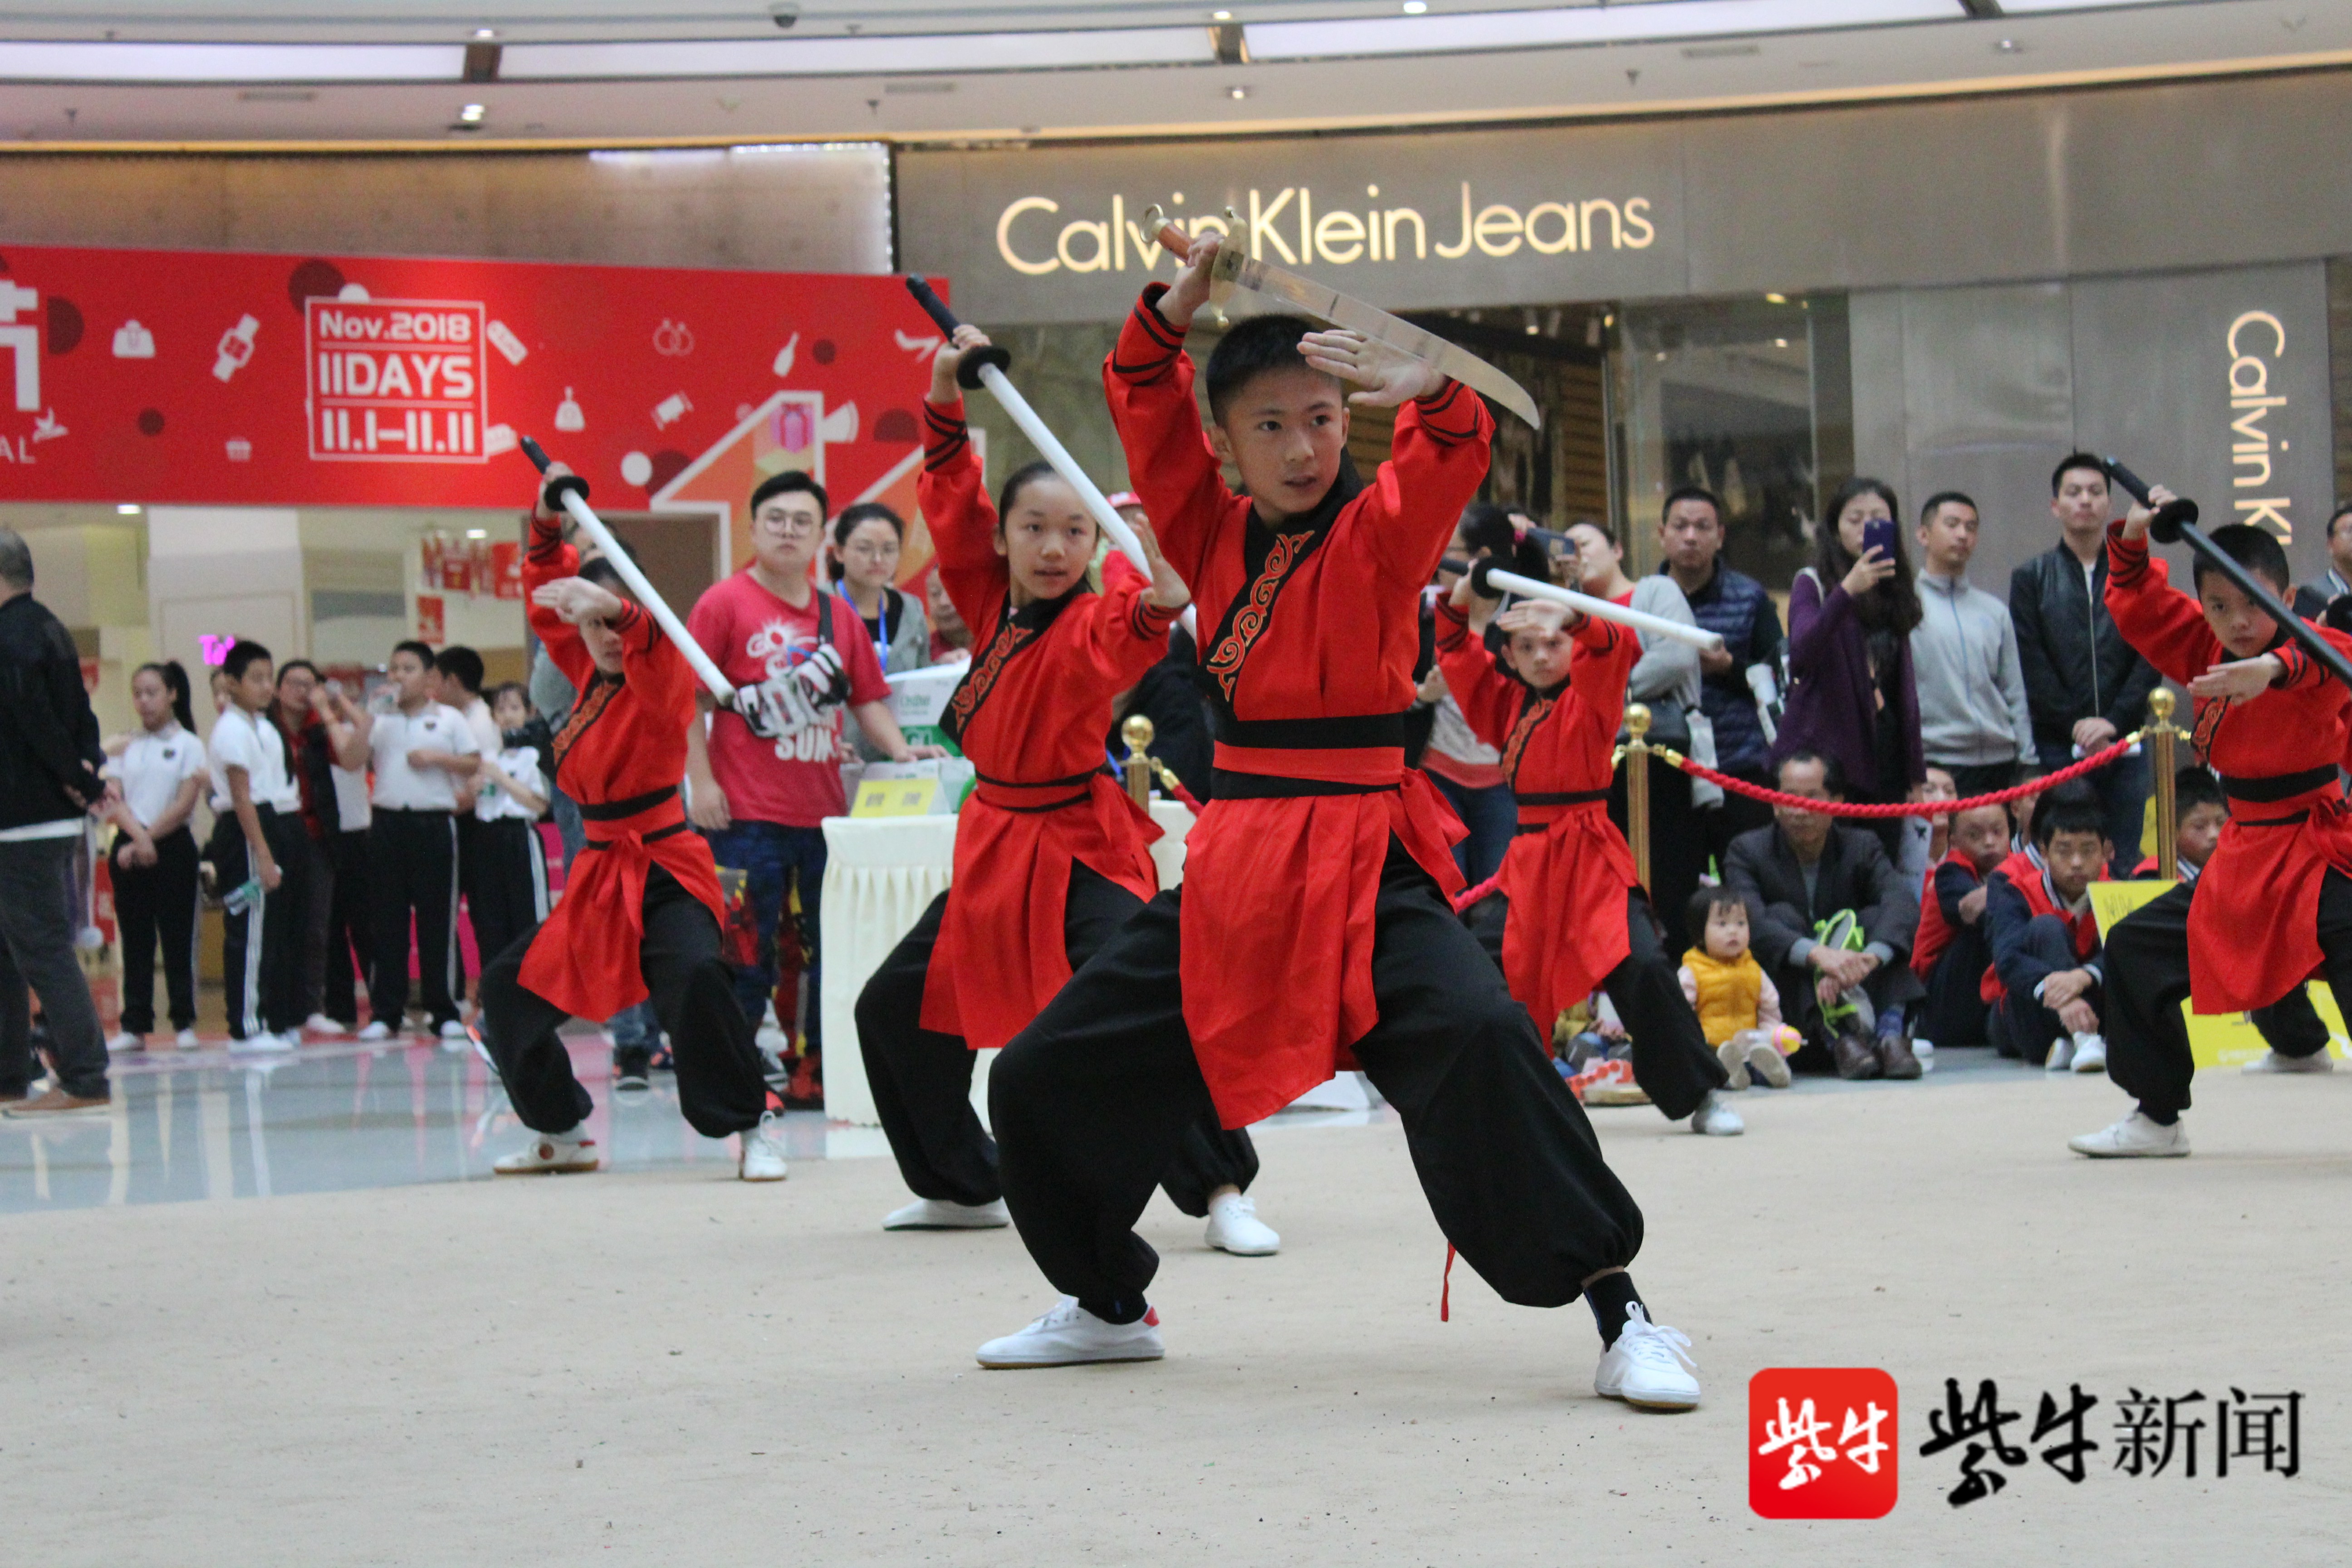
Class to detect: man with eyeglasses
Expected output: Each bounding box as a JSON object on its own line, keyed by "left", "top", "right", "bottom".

{"left": 686, "top": 471, "right": 941, "bottom": 1093}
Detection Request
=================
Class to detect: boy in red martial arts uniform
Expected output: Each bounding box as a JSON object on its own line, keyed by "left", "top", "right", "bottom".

{"left": 854, "top": 328, "right": 1277, "bottom": 1256}
{"left": 976, "top": 238, "right": 1702, "bottom": 1411}
{"left": 2073, "top": 485, "right": 2352, "bottom": 1156}
{"left": 480, "top": 473, "right": 784, "bottom": 1181}
{"left": 1440, "top": 580, "right": 1737, "bottom": 1134}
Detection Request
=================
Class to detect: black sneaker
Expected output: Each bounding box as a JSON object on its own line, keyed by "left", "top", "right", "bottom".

{"left": 612, "top": 1046, "right": 652, "bottom": 1092}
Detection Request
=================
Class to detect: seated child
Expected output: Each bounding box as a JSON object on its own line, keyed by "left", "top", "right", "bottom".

{"left": 1910, "top": 800, "right": 2014, "bottom": 1051}
{"left": 1982, "top": 784, "right": 2111, "bottom": 1073}
{"left": 2136, "top": 765, "right": 2333, "bottom": 1073}
{"left": 1678, "top": 888, "right": 1800, "bottom": 1092}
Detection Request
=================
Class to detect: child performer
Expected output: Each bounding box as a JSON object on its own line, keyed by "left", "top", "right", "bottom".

{"left": 1679, "top": 889, "right": 1799, "bottom": 1091}
{"left": 466, "top": 682, "right": 552, "bottom": 980}
{"left": 1908, "top": 799, "right": 2013, "bottom": 1052}
{"left": 2134, "top": 766, "right": 2333, "bottom": 1074}
{"left": 1441, "top": 581, "right": 1739, "bottom": 1135}
{"left": 977, "top": 237, "right": 1703, "bottom": 1413}
{"left": 102, "top": 661, "right": 206, "bottom": 1050}
{"left": 855, "top": 328, "right": 1278, "bottom": 1256}
{"left": 480, "top": 477, "right": 784, "bottom": 1181}
{"left": 2074, "top": 486, "right": 2352, "bottom": 1157}
{"left": 1982, "top": 785, "right": 2111, "bottom": 1072}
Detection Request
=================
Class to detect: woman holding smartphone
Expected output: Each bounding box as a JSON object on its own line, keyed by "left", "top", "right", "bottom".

{"left": 1772, "top": 476, "right": 1926, "bottom": 856}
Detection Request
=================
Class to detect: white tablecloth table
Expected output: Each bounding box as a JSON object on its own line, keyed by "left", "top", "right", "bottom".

{"left": 818, "top": 801, "right": 1195, "bottom": 1127}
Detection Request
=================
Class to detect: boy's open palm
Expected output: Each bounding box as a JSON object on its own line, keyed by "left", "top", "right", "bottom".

{"left": 1301, "top": 328, "right": 1446, "bottom": 407}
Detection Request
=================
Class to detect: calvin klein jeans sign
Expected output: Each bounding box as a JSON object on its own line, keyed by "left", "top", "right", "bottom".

{"left": 901, "top": 127, "right": 1687, "bottom": 324}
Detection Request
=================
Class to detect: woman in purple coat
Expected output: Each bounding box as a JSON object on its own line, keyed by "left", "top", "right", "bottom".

{"left": 1772, "top": 476, "right": 1926, "bottom": 856}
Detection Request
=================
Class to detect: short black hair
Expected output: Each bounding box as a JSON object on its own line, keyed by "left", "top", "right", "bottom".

{"left": 390, "top": 639, "right": 437, "bottom": 670}
{"left": 2328, "top": 501, "right": 2352, "bottom": 545}
{"left": 1685, "top": 886, "right": 1759, "bottom": 946}
{"left": 2032, "top": 783, "right": 2108, "bottom": 848}
{"left": 2175, "top": 765, "right": 2225, "bottom": 816}
{"left": 222, "top": 640, "right": 273, "bottom": 681}
{"left": 435, "top": 646, "right": 485, "bottom": 695}
{"left": 2050, "top": 452, "right": 2110, "bottom": 498}
{"left": 995, "top": 459, "right": 1080, "bottom": 531}
{"left": 1919, "top": 490, "right": 1978, "bottom": 524}
{"left": 1567, "top": 516, "right": 1618, "bottom": 549}
{"left": 1661, "top": 485, "right": 1724, "bottom": 527}
{"left": 1776, "top": 748, "right": 1847, "bottom": 799}
{"left": 2190, "top": 523, "right": 2292, "bottom": 596}
{"left": 750, "top": 469, "right": 827, "bottom": 519}
{"left": 833, "top": 501, "right": 904, "bottom": 546}
{"left": 1204, "top": 312, "right": 1335, "bottom": 426}
{"left": 486, "top": 680, "right": 530, "bottom": 710}
{"left": 578, "top": 540, "right": 642, "bottom": 598}
{"left": 274, "top": 658, "right": 319, "bottom": 686}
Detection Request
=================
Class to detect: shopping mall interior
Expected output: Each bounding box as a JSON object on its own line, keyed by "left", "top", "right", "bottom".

{"left": 5, "top": 4, "right": 2352, "bottom": 1563}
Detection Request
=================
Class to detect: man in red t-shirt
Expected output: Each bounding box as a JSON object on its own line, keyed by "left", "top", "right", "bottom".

{"left": 686, "top": 470, "right": 940, "bottom": 1068}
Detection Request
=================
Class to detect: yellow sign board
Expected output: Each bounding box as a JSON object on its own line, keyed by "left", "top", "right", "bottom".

{"left": 851, "top": 776, "right": 943, "bottom": 818}
{"left": 2088, "top": 878, "right": 2350, "bottom": 1069}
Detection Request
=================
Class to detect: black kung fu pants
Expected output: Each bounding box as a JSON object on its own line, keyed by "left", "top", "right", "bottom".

{"left": 479, "top": 863, "right": 769, "bottom": 1138}
{"left": 211, "top": 805, "right": 309, "bottom": 1039}
{"left": 2103, "top": 871, "right": 2352, "bottom": 1122}
{"left": 990, "top": 838, "right": 1644, "bottom": 1312}
{"left": 368, "top": 807, "right": 462, "bottom": 1031}
{"left": 111, "top": 825, "right": 200, "bottom": 1035}
{"left": 857, "top": 859, "right": 1259, "bottom": 1214}
{"left": 1463, "top": 887, "right": 1728, "bottom": 1121}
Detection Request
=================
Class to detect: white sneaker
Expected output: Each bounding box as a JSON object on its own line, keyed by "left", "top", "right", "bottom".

{"left": 1205, "top": 1190, "right": 1280, "bottom": 1255}
{"left": 1713, "top": 1039, "right": 1750, "bottom": 1091}
{"left": 1689, "top": 1091, "right": 1744, "bottom": 1137}
{"left": 738, "top": 1111, "right": 789, "bottom": 1181}
{"left": 2244, "top": 1049, "right": 2335, "bottom": 1074}
{"left": 1593, "top": 1303, "right": 1701, "bottom": 1411}
{"left": 437, "top": 1020, "right": 469, "bottom": 1052}
{"left": 104, "top": 1030, "right": 144, "bottom": 1053}
{"left": 1745, "top": 1038, "right": 1793, "bottom": 1089}
{"left": 303, "top": 1013, "right": 344, "bottom": 1036}
{"left": 493, "top": 1125, "right": 599, "bottom": 1174}
{"left": 356, "top": 1021, "right": 393, "bottom": 1042}
{"left": 2068, "top": 1111, "right": 2190, "bottom": 1158}
{"left": 2071, "top": 1033, "right": 2107, "bottom": 1073}
{"left": 2044, "top": 1036, "right": 2074, "bottom": 1072}
{"left": 975, "top": 1296, "right": 1164, "bottom": 1369}
{"left": 234, "top": 1031, "right": 295, "bottom": 1054}
{"left": 174, "top": 1029, "right": 200, "bottom": 1050}
{"left": 883, "top": 1196, "right": 1010, "bottom": 1230}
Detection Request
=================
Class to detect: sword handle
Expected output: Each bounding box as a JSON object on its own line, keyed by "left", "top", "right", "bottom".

{"left": 905, "top": 274, "right": 1011, "bottom": 391}
{"left": 518, "top": 434, "right": 589, "bottom": 516}
{"left": 2101, "top": 456, "right": 2200, "bottom": 540}
{"left": 1140, "top": 203, "right": 1196, "bottom": 263}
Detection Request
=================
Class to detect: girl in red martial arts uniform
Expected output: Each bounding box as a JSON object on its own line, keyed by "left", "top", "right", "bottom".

{"left": 2075, "top": 485, "right": 2352, "bottom": 1157}
{"left": 1440, "top": 582, "right": 1736, "bottom": 1135}
{"left": 975, "top": 238, "right": 1702, "bottom": 1413}
{"left": 480, "top": 479, "right": 783, "bottom": 1181}
{"left": 853, "top": 328, "right": 1277, "bottom": 1256}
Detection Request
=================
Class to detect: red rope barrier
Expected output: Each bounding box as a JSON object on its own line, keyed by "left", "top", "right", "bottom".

{"left": 1664, "top": 732, "right": 2143, "bottom": 819}
{"left": 1450, "top": 872, "right": 1502, "bottom": 913}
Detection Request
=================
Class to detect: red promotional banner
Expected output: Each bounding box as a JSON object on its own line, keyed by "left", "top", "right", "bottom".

{"left": 0, "top": 242, "right": 955, "bottom": 573}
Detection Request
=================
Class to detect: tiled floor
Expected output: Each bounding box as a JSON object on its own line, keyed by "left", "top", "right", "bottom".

{"left": 0, "top": 1034, "right": 2028, "bottom": 1214}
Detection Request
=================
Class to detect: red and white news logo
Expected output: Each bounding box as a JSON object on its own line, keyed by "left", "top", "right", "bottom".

{"left": 307, "top": 297, "right": 489, "bottom": 464}
{"left": 1749, "top": 1368, "right": 1899, "bottom": 1519}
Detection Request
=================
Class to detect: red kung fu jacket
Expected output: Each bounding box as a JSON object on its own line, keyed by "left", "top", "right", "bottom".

{"left": 1105, "top": 282, "right": 1492, "bottom": 1127}
{"left": 2104, "top": 521, "right": 2352, "bottom": 1012}
{"left": 1434, "top": 594, "right": 1640, "bottom": 1032}
{"left": 519, "top": 514, "right": 726, "bottom": 1022}
{"left": 914, "top": 398, "right": 1177, "bottom": 1053}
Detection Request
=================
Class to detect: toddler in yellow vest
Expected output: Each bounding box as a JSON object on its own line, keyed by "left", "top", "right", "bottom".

{"left": 1680, "top": 889, "right": 1801, "bottom": 1091}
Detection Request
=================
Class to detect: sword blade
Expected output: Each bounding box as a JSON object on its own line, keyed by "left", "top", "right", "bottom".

{"left": 1213, "top": 248, "right": 1542, "bottom": 429}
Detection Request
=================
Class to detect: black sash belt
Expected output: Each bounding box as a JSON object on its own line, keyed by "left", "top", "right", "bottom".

{"left": 1211, "top": 710, "right": 1409, "bottom": 750}
{"left": 1212, "top": 772, "right": 1400, "bottom": 800}
{"left": 583, "top": 821, "right": 691, "bottom": 851}
{"left": 973, "top": 768, "right": 1102, "bottom": 789}
{"left": 2220, "top": 766, "right": 2338, "bottom": 804}
{"left": 578, "top": 784, "right": 680, "bottom": 821}
{"left": 1514, "top": 789, "right": 1609, "bottom": 807}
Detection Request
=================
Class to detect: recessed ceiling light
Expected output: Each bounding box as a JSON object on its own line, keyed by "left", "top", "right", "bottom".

{"left": 117, "top": 503, "right": 142, "bottom": 515}
{"left": 1774, "top": 338, "right": 1789, "bottom": 348}
{"left": 1212, "top": 8, "right": 1233, "bottom": 18}
{"left": 1996, "top": 37, "right": 2021, "bottom": 51}
{"left": 465, "top": 528, "right": 489, "bottom": 539}
{"left": 1524, "top": 323, "right": 1540, "bottom": 335}
{"left": 1765, "top": 291, "right": 1788, "bottom": 303}
{"left": 1402, "top": 0, "right": 1429, "bottom": 12}
{"left": 1228, "top": 84, "right": 1248, "bottom": 98}
{"left": 458, "top": 102, "right": 486, "bottom": 122}
{"left": 473, "top": 27, "right": 497, "bottom": 40}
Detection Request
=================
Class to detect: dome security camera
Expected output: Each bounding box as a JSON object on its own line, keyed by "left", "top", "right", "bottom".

{"left": 769, "top": 2, "right": 800, "bottom": 28}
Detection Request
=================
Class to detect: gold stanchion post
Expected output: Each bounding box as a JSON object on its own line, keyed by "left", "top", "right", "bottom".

{"left": 2148, "top": 689, "right": 2179, "bottom": 882}
{"left": 1122, "top": 714, "right": 1156, "bottom": 809}
{"left": 1620, "top": 703, "right": 1653, "bottom": 890}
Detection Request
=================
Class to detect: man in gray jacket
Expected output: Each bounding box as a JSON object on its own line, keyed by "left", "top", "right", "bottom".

{"left": 1909, "top": 492, "right": 2034, "bottom": 799}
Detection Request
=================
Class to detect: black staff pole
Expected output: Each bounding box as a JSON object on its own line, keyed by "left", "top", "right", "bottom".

{"left": 2103, "top": 457, "right": 2352, "bottom": 692}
